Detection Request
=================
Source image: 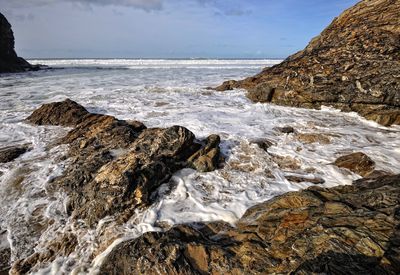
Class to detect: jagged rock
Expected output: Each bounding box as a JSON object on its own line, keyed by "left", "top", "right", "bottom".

{"left": 10, "top": 233, "right": 77, "bottom": 275}
{"left": 252, "top": 138, "right": 275, "bottom": 152}
{"left": 27, "top": 99, "right": 90, "bottom": 127}
{"left": 0, "top": 145, "right": 31, "bottom": 163}
{"left": 215, "top": 0, "right": 400, "bottom": 126}
{"left": 67, "top": 126, "right": 200, "bottom": 225}
{"left": 334, "top": 152, "right": 375, "bottom": 177}
{"left": 98, "top": 174, "right": 400, "bottom": 275}
{"left": 0, "top": 13, "right": 33, "bottom": 73}
{"left": 275, "top": 126, "right": 295, "bottom": 134}
{"left": 187, "top": 134, "right": 221, "bottom": 172}
{"left": 25, "top": 99, "right": 222, "bottom": 228}
{"left": 285, "top": 175, "right": 325, "bottom": 184}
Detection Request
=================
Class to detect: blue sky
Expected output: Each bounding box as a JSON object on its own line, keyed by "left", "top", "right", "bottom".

{"left": 1, "top": 0, "right": 358, "bottom": 58}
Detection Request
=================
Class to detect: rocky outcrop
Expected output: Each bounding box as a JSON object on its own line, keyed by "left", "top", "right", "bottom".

{"left": 0, "top": 13, "right": 34, "bottom": 73}
{"left": 334, "top": 152, "right": 376, "bottom": 177}
{"left": 9, "top": 99, "right": 223, "bottom": 273}
{"left": 98, "top": 174, "right": 400, "bottom": 274}
{"left": 216, "top": 0, "right": 400, "bottom": 126}
{"left": 0, "top": 144, "right": 31, "bottom": 163}
{"left": 27, "top": 99, "right": 222, "bottom": 226}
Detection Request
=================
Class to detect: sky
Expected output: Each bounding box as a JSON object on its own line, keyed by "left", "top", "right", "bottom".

{"left": 1, "top": 0, "right": 359, "bottom": 59}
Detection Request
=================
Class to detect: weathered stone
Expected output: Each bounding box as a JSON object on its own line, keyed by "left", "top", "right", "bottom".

{"left": 285, "top": 175, "right": 325, "bottom": 184}
{"left": 276, "top": 126, "right": 295, "bottom": 134}
{"left": 215, "top": 0, "right": 400, "bottom": 126}
{"left": 0, "top": 13, "right": 33, "bottom": 73}
{"left": 188, "top": 134, "right": 221, "bottom": 172}
{"left": 296, "top": 133, "right": 331, "bottom": 144}
{"left": 98, "top": 174, "right": 400, "bottom": 274}
{"left": 334, "top": 152, "right": 376, "bottom": 177}
{"left": 252, "top": 138, "right": 275, "bottom": 152}
{"left": 27, "top": 99, "right": 90, "bottom": 127}
{"left": 0, "top": 145, "right": 31, "bottom": 163}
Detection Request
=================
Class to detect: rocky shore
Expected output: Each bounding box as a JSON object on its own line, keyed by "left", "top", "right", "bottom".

{"left": 0, "top": 13, "right": 37, "bottom": 73}
{"left": 216, "top": 0, "right": 400, "bottom": 126}
{"left": 0, "top": 99, "right": 397, "bottom": 274}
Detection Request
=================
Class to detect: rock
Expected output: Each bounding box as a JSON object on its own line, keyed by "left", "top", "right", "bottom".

{"left": 10, "top": 233, "right": 77, "bottom": 275}
{"left": 27, "top": 99, "right": 90, "bottom": 127}
{"left": 276, "top": 126, "right": 295, "bottom": 134}
{"left": 98, "top": 174, "right": 400, "bottom": 274}
{"left": 67, "top": 126, "right": 200, "bottom": 225}
{"left": 252, "top": 138, "right": 274, "bottom": 152}
{"left": 187, "top": 134, "right": 221, "bottom": 172}
{"left": 0, "top": 13, "right": 33, "bottom": 73}
{"left": 334, "top": 152, "right": 375, "bottom": 177}
{"left": 215, "top": 0, "right": 400, "bottom": 126}
{"left": 285, "top": 175, "right": 325, "bottom": 184}
{"left": 25, "top": 99, "right": 223, "bottom": 228}
{"left": 0, "top": 229, "right": 10, "bottom": 275}
{"left": 0, "top": 144, "right": 31, "bottom": 163}
{"left": 296, "top": 133, "right": 331, "bottom": 144}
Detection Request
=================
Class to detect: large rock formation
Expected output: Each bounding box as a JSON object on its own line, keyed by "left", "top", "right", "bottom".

{"left": 216, "top": 0, "right": 400, "bottom": 126}
{"left": 98, "top": 174, "right": 400, "bottom": 274}
{"left": 0, "top": 13, "right": 34, "bottom": 73}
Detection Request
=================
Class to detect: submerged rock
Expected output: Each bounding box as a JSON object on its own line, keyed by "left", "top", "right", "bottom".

{"left": 0, "top": 13, "right": 34, "bottom": 73}
{"left": 334, "top": 152, "right": 375, "bottom": 177}
{"left": 215, "top": 0, "right": 400, "bottom": 126}
{"left": 0, "top": 145, "right": 31, "bottom": 163}
{"left": 98, "top": 174, "right": 400, "bottom": 274}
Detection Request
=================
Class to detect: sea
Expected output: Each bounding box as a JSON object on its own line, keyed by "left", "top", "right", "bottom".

{"left": 0, "top": 59, "right": 399, "bottom": 274}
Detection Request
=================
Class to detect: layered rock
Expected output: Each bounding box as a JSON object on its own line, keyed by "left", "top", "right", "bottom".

{"left": 0, "top": 144, "right": 31, "bottom": 163}
{"left": 27, "top": 99, "right": 222, "bottom": 226}
{"left": 216, "top": 0, "right": 400, "bottom": 126}
{"left": 98, "top": 174, "right": 400, "bottom": 274}
{"left": 0, "top": 13, "right": 34, "bottom": 73}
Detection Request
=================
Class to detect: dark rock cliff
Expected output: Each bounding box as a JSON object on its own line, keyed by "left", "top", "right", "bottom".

{"left": 0, "top": 12, "right": 33, "bottom": 73}
{"left": 216, "top": 0, "right": 400, "bottom": 126}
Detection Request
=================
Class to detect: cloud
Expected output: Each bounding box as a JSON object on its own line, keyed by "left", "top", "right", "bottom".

{"left": 0, "top": 0, "right": 163, "bottom": 11}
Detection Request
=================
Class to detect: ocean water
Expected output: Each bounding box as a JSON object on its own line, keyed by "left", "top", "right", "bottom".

{"left": 0, "top": 59, "right": 399, "bottom": 274}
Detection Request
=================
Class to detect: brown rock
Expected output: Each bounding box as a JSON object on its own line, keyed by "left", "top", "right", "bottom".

{"left": 188, "top": 134, "right": 221, "bottom": 172}
{"left": 296, "top": 133, "right": 331, "bottom": 144}
{"left": 0, "top": 144, "right": 31, "bottom": 163}
{"left": 27, "top": 99, "right": 90, "bottom": 127}
{"left": 215, "top": 0, "right": 400, "bottom": 126}
{"left": 98, "top": 174, "right": 400, "bottom": 274}
{"left": 334, "top": 152, "right": 376, "bottom": 177}
{"left": 285, "top": 175, "right": 325, "bottom": 184}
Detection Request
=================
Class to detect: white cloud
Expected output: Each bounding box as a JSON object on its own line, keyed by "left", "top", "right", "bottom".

{"left": 0, "top": 0, "right": 163, "bottom": 11}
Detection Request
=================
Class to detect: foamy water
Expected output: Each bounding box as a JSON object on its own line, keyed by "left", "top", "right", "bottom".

{"left": 0, "top": 59, "right": 399, "bottom": 274}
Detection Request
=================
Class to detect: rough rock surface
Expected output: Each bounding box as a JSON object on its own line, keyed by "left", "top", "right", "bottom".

{"left": 0, "top": 145, "right": 31, "bottom": 163}
{"left": 334, "top": 152, "right": 376, "bottom": 177}
{"left": 27, "top": 99, "right": 222, "bottom": 227}
{"left": 216, "top": 0, "right": 400, "bottom": 126}
{"left": 0, "top": 13, "right": 33, "bottom": 73}
{"left": 98, "top": 174, "right": 400, "bottom": 275}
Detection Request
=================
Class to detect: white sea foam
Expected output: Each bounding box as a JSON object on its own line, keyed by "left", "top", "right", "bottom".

{"left": 0, "top": 59, "right": 399, "bottom": 274}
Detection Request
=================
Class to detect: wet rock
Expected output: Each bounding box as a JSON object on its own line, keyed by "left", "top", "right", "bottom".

{"left": 27, "top": 99, "right": 90, "bottom": 127}
{"left": 215, "top": 0, "right": 400, "bottom": 126}
{"left": 10, "top": 233, "right": 77, "bottom": 275}
{"left": 0, "top": 229, "right": 10, "bottom": 275}
{"left": 252, "top": 138, "right": 274, "bottom": 152}
{"left": 0, "top": 13, "right": 34, "bottom": 73}
{"left": 275, "top": 126, "right": 295, "bottom": 134}
{"left": 68, "top": 126, "right": 200, "bottom": 225}
{"left": 187, "top": 134, "right": 221, "bottom": 172}
{"left": 25, "top": 99, "right": 223, "bottom": 228}
{"left": 0, "top": 144, "right": 31, "bottom": 163}
{"left": 285, "top": 175, "right": 325, "bottom": 184}
{"left": 334, "top": 152, "right": 375, "bottom": 177}
{"left": 98, "top": 174, "right": 400, "bottom": 274}
{"left": 296, "top": 133, "right": 331, "bottom": 144}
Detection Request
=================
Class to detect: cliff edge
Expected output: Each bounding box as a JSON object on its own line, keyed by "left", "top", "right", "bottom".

{"left": 216, "top": 0, "right": 400, "bottom": 126}
{"left": 0, "top": 13, "right": 33, "bottom": 73}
